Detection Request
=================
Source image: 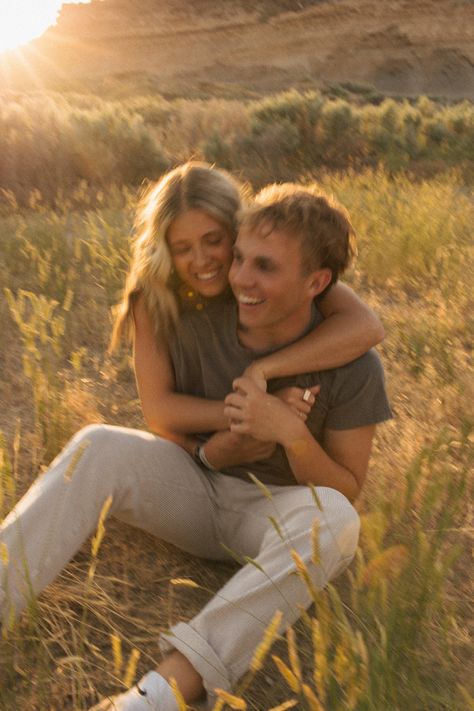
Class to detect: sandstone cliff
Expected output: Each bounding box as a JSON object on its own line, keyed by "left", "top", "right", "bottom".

{"left": 1, "top": 0, "right": 473, "bottom": 98}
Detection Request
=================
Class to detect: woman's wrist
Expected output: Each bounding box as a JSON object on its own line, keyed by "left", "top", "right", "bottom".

{"left": 193, "top": 443, "right": 218, "bottom": 471}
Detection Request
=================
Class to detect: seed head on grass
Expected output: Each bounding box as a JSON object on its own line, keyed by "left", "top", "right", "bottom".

{"left": 247, "top": 472, "right": 273, "bottom": 500}
{"left": 268, "top": 701, "right": 298, "bottom": 711}
{"left": 308, "top": 483, "right": 324, "bottom": 511}
{"left": 123, "top": 648, "right": 140, "bottom": 688}
{"left": 311, "top": 519, "right": 321, "bottom": 565}
{"left": 250, "top": 609, "right": 282, "bottom": 673}
{"left": 169, "top": 677, "right": 188, "bottom": 711}
{"left": 110, "top": 632, "right": 123, "bottom": 676}
{"left": 312, "top": 619, "right": 328, "bottom": 702}
{"left": 302, "top": 683, "right": 326, "bottom": 711}
{"left": 271, "top": 655, "right": 301, "bottom": 693}
{"left": 361, "top": 544, "right": 409, "bottom": 587}
{"left": 88, "top": 495, "right": 113, "bottom": 581}
{"left": 290, "top": 550, "right": 318, "bottom": 600}
{"left": 333, "top": 643, "right": 351, "bottom": 686}
{"left": 268, "top": 515, "right": 284, "bottom": 541}
{"left": 213, "top": 689, "right": 247, "bottom": 709}
{"left": 170, "top": 578, "right": 200, "bottom": 588}
{"left": 63, "top": 439, "right": 89, "bottom": 481}
{"left": 286, "top": 626, "right": 302, "bottom": 682}
{"left": 1, "top": 542, "right": 9, "bottom": 566}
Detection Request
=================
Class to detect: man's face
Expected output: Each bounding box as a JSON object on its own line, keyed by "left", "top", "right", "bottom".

{"left": 229, "top": 224, "right": 321, "bottom": 346}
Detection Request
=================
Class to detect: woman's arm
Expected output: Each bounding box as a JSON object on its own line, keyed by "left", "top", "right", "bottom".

{"left": 245, "top": 282, "right": 384, "bottom": 383}
{"left": 133, "top": 295, "right": 228, "bottom": 436}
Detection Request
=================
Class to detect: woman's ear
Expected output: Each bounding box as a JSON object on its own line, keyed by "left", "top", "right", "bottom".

{"left": 308, "top": 268, "right": 332, "bottom": 298}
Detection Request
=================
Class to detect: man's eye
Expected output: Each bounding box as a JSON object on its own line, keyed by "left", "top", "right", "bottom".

{"left": 257, "top": 260, "right": 275, "bottom": 272}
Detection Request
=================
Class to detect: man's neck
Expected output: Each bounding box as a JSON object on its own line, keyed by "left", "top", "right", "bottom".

{"left": 236, "top": 309, "right": 314, "bottom": 353}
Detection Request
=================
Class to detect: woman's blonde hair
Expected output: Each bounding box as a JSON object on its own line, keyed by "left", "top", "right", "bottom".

{"left": 110, "top": 161, "right": 243, "bottom": 349}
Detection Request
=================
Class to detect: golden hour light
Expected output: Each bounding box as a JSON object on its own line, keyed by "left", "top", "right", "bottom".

{"left": 0, "top": 0, "right": 90, "bottom": 52}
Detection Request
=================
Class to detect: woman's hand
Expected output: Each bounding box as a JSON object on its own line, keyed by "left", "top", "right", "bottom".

{"left": 274, "top": 385, "right": 320, "bottom": 421}
{"left": 202, "top": 430, "right": 276, "bottom": 470}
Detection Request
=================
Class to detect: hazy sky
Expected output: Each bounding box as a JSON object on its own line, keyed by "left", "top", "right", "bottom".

{"left": 0, "top": 1, "right": 90, "bottom": 51}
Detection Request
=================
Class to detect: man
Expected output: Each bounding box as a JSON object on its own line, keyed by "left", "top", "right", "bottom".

{"left": 91, "top": 184, "right": 390, "bottom": 709}
{"left": 1, "top": 185, "right": 390, "bottom": 711}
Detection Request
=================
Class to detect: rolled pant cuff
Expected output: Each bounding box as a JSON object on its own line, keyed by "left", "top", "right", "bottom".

{"left": 160, "top": 622, "right": 231, "bottom": 701}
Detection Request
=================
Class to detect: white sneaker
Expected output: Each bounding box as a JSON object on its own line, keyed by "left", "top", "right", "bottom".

{"left": 89, "top": 671, "right": 179, "bottom": 711}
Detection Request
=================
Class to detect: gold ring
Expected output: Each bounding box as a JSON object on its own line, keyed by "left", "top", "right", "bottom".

{"left": 302, "top": 388, "right": 312, "bottom": 403}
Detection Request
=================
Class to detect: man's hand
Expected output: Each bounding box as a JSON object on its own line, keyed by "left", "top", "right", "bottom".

{"left": 224, "top": 376, "right": 305, "bottom": 443}
{"left": 202, "top": 430, "right": 276, "bottom": 470}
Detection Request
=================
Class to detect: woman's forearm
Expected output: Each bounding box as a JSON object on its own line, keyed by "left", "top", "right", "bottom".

{"left": 140, "top": 393, "right": 228, "bottom": 437}
{"left": 246, "top": 283, "right": 385, "bottom": 381}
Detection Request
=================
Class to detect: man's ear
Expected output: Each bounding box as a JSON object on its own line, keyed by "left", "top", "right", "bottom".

{"left": 307, "top": 268, "right": 332, "bottom": 298}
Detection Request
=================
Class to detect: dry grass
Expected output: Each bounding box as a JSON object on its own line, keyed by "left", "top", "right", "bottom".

{"left": 0, "top": 168, "right": 472, "bottom": 709}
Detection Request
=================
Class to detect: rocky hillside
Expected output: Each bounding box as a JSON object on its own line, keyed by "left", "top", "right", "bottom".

{"left": 2, "top": 0, "right": 473, "bottom": 98}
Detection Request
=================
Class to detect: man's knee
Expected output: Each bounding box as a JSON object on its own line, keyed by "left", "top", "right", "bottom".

{"left": 73, "top": 423, "right": 117, "bottom": 447}
{"left": 279, "top": 486, "right": 360, "bottom": 569}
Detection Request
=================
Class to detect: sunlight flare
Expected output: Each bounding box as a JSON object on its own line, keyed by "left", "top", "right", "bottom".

{"left": 0, "top": 1, "right": 89, "bottom": 52}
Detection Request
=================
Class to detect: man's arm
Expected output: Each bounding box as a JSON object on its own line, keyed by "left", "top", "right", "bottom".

{"left": 283, "top": 424, "right": 375, "bottom": 501}
{"left": 225, "top": 376, "right": 376, "bottom": 501}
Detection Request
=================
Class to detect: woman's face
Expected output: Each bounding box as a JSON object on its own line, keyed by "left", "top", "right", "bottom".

{"left": 167, "top": 209, "right": 234, "bottom": 298}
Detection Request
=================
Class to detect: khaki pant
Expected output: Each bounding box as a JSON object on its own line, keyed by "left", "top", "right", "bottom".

{"left": 0, "top": 424, "right": 360, "bottom": 701}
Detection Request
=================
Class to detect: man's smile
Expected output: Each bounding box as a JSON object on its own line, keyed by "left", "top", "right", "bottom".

{"left": 236, "top": 294, "right": 266, "bottom": 305}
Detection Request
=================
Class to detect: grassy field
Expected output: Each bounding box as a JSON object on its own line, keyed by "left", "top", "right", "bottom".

{"left": 0, "top": 128, "right": 473, "bottom": 709}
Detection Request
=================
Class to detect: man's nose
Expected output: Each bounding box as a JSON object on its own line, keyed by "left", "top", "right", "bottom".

{"left": 231, "top": 261, "right": 253, "bottom": 288}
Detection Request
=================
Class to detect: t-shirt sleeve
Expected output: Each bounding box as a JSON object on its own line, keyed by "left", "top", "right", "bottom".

{"left": 324, "top": 349, "right": 392, "bottom": 430}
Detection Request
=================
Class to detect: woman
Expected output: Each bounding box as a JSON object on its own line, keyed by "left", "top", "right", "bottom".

{"left": 1, "top": 162, "right": 384, "bottom": 711}
{"left": 112, "top": 161, "right": 384, "bottom": 460}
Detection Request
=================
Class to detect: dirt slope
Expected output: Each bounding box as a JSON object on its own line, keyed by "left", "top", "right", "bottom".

{"left": 1, "top": 0, "right": 473, "bottom": 98}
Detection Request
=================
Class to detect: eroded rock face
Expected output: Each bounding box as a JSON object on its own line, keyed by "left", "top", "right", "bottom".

{"left": 2, "top": 0, "right": 474, "bottom": 98}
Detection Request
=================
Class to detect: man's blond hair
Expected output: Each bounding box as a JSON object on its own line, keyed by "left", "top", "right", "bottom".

{"left": 240, "top": 183, "right": 356, "bottom": 288}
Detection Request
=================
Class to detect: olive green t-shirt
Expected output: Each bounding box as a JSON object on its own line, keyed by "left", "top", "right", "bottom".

{"left": 170, "top": 295, "right": 392, "bottom": 486}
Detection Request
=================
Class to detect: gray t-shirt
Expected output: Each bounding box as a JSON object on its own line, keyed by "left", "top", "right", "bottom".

{"left": 170, "top": 295, "right": 392, "bottom": 486}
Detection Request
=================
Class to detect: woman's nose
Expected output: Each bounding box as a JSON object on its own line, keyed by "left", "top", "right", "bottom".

{"left": 192, "top": 245, "right": 209, "bottom": 267}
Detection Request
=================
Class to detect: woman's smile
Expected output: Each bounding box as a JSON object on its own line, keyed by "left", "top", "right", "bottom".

{"left": 167, "top": 209, "right": 234, "bottom": 297}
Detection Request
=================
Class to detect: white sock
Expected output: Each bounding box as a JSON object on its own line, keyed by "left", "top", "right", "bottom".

{"left": 136, "top": 671, "right": 179, "bottom": 711}
{"left": 101, "top": 671, "right": 179, "bottom": 711}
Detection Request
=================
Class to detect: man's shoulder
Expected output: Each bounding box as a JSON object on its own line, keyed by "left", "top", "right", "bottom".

{"left": 321, "top": 348, "right": 392, "bottom": 430}
{"left": 330, "top": 348, "right": 384, "bottom": 379}
{"left": 322, "top": 348, "right": 387, "bottom": 401}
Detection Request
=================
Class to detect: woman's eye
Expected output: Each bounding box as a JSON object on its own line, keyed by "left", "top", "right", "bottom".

{"left": 171, "top": 245, "right": 191, "bottom": 256}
